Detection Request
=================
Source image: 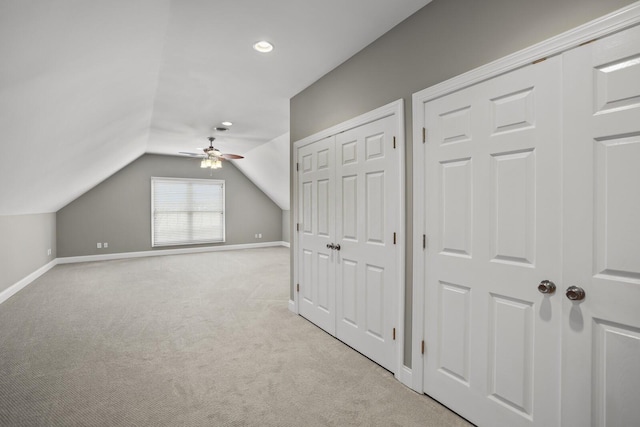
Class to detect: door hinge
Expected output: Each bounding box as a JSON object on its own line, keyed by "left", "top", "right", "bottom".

{"left": 422, "top": 127, "right": 426, "bottom": 143}
{"left": 393, "top": 232, "right": 397, "bottom": 245}
{"left": 393, "top": 327, "right": 396, "bottom": 340}
{"left": 296, "top": 223, "right": 300, "bottom": 232}
{"left": 393, "top": 136, "right": 396, "bottom": 149}
{"left": 421, "top": 340, "right": 425, "bottom": 355}
{"left": 296, "top": 162, "right": 299, "bottom": 171}
{"left": 423, "top": 234, "right": 426, "bottom": 249}
{"left": 296, "top": 283, "right": 300, "bottom": 293}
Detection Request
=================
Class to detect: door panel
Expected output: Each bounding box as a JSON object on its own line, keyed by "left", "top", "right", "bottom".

{"left": 488, "top": 294, "right": 533, "bottom": 415}
{"left": 562, "top": 24, "right": 640, "bottom": 427}
{"left": 336, "top": 115, "right": 398, "bottom": 372}
{"left": 365, "top": 171, "right": 385, "bottom": 244}
{"left": 439, "top": 157, "right": 472, "bottom": 257}
{"left": 341, "top": 175, "right": 358, "bottom": 240}
{"left": 341, "top": 258, "right": 358, "bottom": 326}
{"left": 490, "top": 149, "right": 535, "bottom": 265}
{"left": 422, "top": 56, "right": 562, "bottom": 427}
{"left": 592, "top": 321, "right": 640, "bottom": 426}
{"left": 298, "top": 137, "right": 336, "bottom": 334}
{"left": 438, "top": 282, "right": 471, "bottom": 384}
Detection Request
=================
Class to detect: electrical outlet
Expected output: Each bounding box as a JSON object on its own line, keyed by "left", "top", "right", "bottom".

{"left": 254, "top": 234, "right": 258, "bottom": 238}
{"left": 103, "top": 242, "right": 108, "bottom": 248}
{"left": 258, "top": 233, "right": 262, "bottom": 238}
{"left": 97, "top": 242, "right": 102, "bottom": 249}
{"left": 47, "top": 248, "right": 51, "bottom": 256}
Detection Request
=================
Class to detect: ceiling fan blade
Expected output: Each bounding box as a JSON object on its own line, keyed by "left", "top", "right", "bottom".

{"left": 179, "top": 151, "right": 202, "bottom": 156}
{"left": 220, "top": 154, "right": 244, "bottom": 159}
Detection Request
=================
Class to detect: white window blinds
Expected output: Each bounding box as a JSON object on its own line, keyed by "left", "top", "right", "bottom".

{"left": 151, "top": 177, "right": 225, "bottom": 247}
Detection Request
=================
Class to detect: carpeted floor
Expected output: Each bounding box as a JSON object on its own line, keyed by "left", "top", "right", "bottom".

{"left": 0, "top": 247, "right": 472, "bottom": 426}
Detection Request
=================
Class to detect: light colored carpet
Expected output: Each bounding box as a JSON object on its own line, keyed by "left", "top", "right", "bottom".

{"left": 0, "top": 247, "right": 472, "bottom": 426}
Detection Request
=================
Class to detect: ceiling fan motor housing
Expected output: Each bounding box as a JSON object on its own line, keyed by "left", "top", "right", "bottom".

{"left": 205, "top": 137, "right": 222, "bottom": 157}
{"left": 204, "top": 146, "right": 222, "bottom": 157}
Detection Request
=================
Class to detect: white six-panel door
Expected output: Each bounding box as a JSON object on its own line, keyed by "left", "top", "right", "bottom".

{"left": 335, "top": 115, "right": 398, "bottom": 372}
{"left": 420, "top": 56, "right": 563, "bottom": 427}
{"left": 298, "top": 136, "right": 336, "bottom": 334}
{"left": 296, "top": 111, "right": 401, "bottom": 373}
{"left": 562, "top": 25, "right": 640, "bottom": 427}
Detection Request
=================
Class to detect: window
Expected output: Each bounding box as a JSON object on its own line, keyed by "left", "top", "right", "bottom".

{"left": 151, "top": 177, "right": 225, "bottom": 247}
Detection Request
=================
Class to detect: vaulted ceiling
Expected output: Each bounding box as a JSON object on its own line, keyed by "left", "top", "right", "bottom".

{"left": 0, "top": 0, "right": 431, "bottom": 215}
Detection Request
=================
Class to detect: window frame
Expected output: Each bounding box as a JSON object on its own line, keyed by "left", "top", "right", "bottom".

{"left": 150, "top": 177, "right": 226, "bottom": 247}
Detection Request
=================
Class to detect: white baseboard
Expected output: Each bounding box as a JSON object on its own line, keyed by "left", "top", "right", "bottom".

{"left": 0, "top": 260, "right": 57, "bottom": 305}
{"left": 0, "top": 242, "right": 291, "bottom": 305}
{"left": 281, "top": 241, "right": 290, "bottom": 248}
{"left": 397, "top": 365, "right": 413, "bottom": 389}
{"left": 57, "top": 241, "right": 289, "bottom": 264}
{"left": 288, "top": 299, "right": 296, "bottom": 313}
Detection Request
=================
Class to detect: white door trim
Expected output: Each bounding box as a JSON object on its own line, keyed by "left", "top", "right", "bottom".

{"left": 292, "top": 99, "right": 406, "bottom": 381}
{"left": 411, "top": 1, "right": 640, "bottom": 394}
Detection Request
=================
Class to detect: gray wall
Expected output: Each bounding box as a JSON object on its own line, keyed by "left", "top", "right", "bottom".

{"left": 57, "top": 154, "right": 282, "bottom": 257}
{"left": 282, "top": 210, "right": 290, "bottom": 243}
{"left": 0, "top": 213, "right": 56, "bottom": 293}
{"left": 290, "top": 0, "right": 635, "bottom": 367}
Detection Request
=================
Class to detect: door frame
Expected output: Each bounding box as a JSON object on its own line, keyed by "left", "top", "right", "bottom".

{"left": 411, "top": 1, "right": 640, "bottom": 394}
{"left": 291, "top": 99, "right": 406, "bottom": 380}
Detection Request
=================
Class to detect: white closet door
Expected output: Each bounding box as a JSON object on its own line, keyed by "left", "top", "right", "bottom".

{"left": 421, "top": 56, "right": 562, "bottom": 427}
{"left": 562, "top": 25, "right": 640, "bottom": 427}
{"left": 298, "top": 136, "right": 336, "bottom": 334}
{"left": 335, "top": 115, "right": 398, "bottom": 372}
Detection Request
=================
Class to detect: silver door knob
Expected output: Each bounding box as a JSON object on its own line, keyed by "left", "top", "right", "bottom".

{"left": 326, "top": 243, "right": 335, "bottom": 249}
{"left": 335, "top": 244, "right": 341, "bottom": 251}
{"left": 566, "top": 286, "right": 586, "bottom": 301}
{"left": 538, "top": 280, "right": 556, "bottom": 294}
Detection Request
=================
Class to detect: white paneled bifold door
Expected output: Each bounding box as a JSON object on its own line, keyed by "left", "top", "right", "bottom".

{"left": 561, "top": 25, "right": 640, "bottom": 427}
{"left": 297, "top": 112, "right": 401, "bottom": 373}
{"left": 298, "top": 136, "right": 336, "bottom": 335}
{"left": 420, "top": 55, "right": 563, "bottom": 427}
{"left": 413, "top": 23, "right": 640, "bottom": 427}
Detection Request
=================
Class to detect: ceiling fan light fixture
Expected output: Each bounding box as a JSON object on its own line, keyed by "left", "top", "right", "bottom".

{"left": 200, "top": 157, "right": 222, "bottom": 169}
{"left": 253, "top": 40, "right": 273, "bottom": 53}
{"left": 183, "top": 136, "right": 244, "bottom": 170}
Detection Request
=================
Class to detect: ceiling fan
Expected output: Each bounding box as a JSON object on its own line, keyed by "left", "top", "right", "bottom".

{"left": 179, "top": 137, "right": 244, "bottom": 169}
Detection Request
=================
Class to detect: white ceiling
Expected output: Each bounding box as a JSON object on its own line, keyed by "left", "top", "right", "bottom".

{"left": 0, "top": 0, "right": 431, "bottom": 215}
{"left": 232, "top": 133, "right": 290, "bottom": 210}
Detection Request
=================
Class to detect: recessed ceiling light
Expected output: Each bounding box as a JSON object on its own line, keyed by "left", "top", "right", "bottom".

{"left": 221, "top": 121, "right": 233, "bottom": 126}
{"left": 253, "top": 40, "right": 274, "bottom": 53}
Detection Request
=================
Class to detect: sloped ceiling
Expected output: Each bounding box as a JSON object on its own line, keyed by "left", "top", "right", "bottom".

{"left": 231, "top": 133, "right": 290, "bottom": 211}
{"left": 0, "top": 0, "right": 431, "bottom": 215}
